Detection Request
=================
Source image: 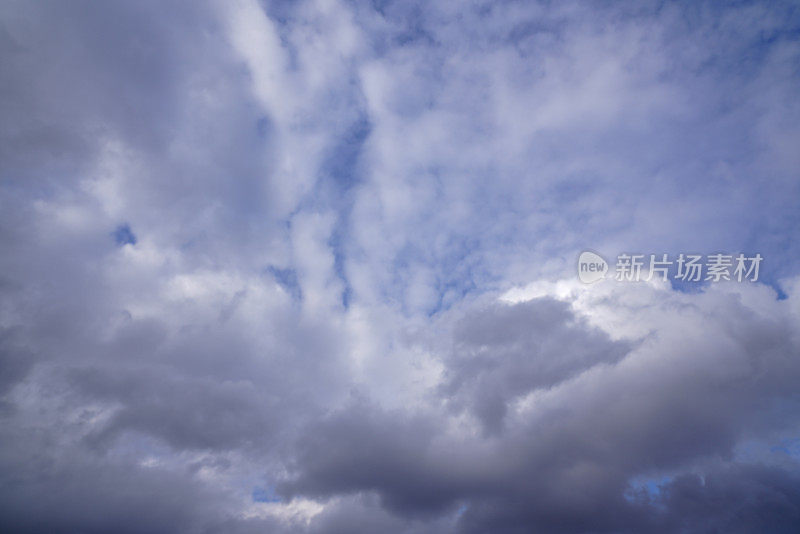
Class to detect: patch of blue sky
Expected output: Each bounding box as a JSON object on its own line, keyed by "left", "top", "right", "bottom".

{"left": 251, "top": 486, "right": 281, "bottom": 503}
{"left": 328, "top": 224, "right": 353, "bottom": 309}
{"left": 736, "top": 435, "right": 800, "bottom": 463}
{"left": 112, "top": 224, "right": 137, "bottom": 246}
{"left": 266, "top": 265, "right": 302, "bottom": 302}
{"left": 323, "top": 115, "right": 371, "bottom": 196}
{"left": 293, "top": 114, "right": 370, "bottom": 310}
{"left": 624, "top": 473, "right": 674, "bottom": 505}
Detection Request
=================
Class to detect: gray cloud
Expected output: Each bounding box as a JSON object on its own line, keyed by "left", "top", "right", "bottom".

{"left": 275, "top": 288, "right": 800, "bottom": 533}
{"left": 441, "top": 298, "right": 632, "bottom": 434}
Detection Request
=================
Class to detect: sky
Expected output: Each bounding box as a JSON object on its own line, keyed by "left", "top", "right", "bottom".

{"left": 1, "top": 1, "right": 800, "bottom": 532}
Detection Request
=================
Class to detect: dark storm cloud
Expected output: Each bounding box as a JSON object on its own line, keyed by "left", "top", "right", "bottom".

{"left": 0, "top": 444, "right": 224, "bottom": 534}
{"left": 0, "top": 327, "right": 37, "bottom": 404}
{"left": 0, "top": 0, "right": 194, "bottom": 171}
{"left": 278, "top": 401, "right": 468, "bottom": 515}
{"left": 276, "top": 291, "right": 800, "bottom": 533}
{"left": 440, "top": 298, "right": 631, "bottom": 434}
{"left": 658, "top": 464, "right": 800, "bottom": 534}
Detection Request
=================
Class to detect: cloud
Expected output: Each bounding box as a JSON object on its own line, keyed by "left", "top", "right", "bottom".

{"left": 1, "top": 0, "right": 800, "bottom": 532}
{"left": 273, "top": 281, "right": 800, "bottom": 532}
{"left": 440, "top": 298, "right": 631, "bottom": 434}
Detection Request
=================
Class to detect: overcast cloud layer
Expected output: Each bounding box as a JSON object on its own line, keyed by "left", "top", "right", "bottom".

{"left": 2, "top": 1, "right": 800, "bottom": 533}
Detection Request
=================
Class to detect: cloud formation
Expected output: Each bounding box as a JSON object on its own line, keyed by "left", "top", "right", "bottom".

{"left": 1, "top": 1, "right": 799, "bottom": 532}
